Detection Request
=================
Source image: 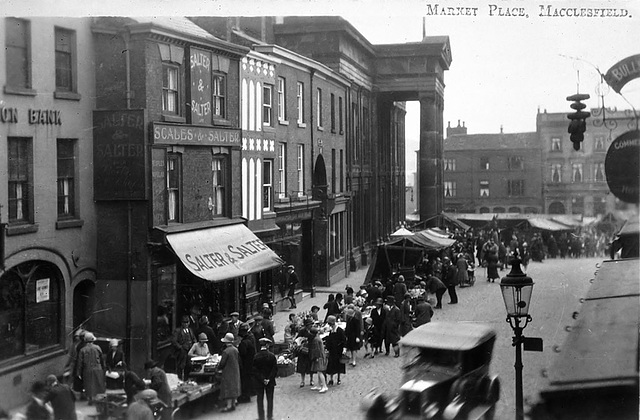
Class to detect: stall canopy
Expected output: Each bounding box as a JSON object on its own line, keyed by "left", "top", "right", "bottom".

{"left": 166, "top": 223, "right": 283, "bottom": 282}
{"left": 528, "top": 218, "right": 573, "bottom": 231}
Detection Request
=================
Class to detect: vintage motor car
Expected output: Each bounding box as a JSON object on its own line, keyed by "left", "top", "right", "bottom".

{"left": 361, "top": 322, "right": 500, "bottom": 420}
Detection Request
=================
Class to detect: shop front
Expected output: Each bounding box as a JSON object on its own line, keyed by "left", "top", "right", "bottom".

{"left": 149, "top": 219, "right": 283, "bottom": 368}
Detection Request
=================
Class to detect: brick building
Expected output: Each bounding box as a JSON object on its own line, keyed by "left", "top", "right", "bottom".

{"left": 91, "top": 17, "right": 286, "bottom": 372}
{"left": 0, "top": 17, "right": 98, "bottom": 407}
{"left": 443, "top": 122, "right": 543, "bottom": 214}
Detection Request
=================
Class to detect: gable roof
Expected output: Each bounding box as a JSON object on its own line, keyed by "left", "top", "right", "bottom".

{"left": 445, "top": 132, "right": 539, "bottom": 151}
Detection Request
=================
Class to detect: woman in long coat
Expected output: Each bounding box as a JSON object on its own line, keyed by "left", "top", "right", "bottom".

{"left": 369, "top": 298, "right": 386, "bottom": 356}
{"left": 308, "top": 327, "right": 328, "bottom": 393}
{"left": 455, "top": 253, "right": 469, "bottom": 286}
{"left": 76, "top": 332, "right": 105, "bottom": 403}
{"left": 218, "top": 333, "right": 241, "bottom": 412}
{"left": 295, "top": 319, "right": 314, "bottom": 387}
{"left": 344, "top": 307, "right": 362, "bottom": 367}
{"left": 324, "top": 316, "right": 346, "bottom": 385}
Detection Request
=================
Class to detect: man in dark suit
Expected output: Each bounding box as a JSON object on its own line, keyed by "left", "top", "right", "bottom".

{"left": 171, "top": 316, "right": 196, "bottom": 380}
{"left": 45, "top": 375, "right": 77, "bottom": 420}
{"left": 26, "top": 381, "right": 52, "bottom": 420}
{"left": 228, "top": 311, "right": 241, "bottom": 339}
{"left": 253, "top": 338, "right": 277, "bottom": 420}
{"left": 105, "top": 339, "right": 125, "bottom": 389}
{"left": 237, "top": 323, "right": 256, "bottom": 404}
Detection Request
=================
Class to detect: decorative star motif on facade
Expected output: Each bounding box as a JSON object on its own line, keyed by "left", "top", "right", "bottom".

{"left": 242, "top": 137, "right": 247, "bottom": 150}
{"left": 250, "top": 138, "right": 255, "bottom": 150}
{"left": 269, "top": 140, "right": 275, "bottom": 152}
{"left": 256, "top": 139, "right": 262, "bottom": 151}
{"left": 264, "top": 139, "right": 270, "bottom": 151}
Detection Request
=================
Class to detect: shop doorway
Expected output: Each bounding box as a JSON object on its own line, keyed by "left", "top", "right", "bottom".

{"left": 73, "top": 279, "right": 96, "bottom": 332}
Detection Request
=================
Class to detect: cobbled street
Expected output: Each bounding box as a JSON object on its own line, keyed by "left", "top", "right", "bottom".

{"left": 183, "top": 257, "right": 602, "bottom": 420}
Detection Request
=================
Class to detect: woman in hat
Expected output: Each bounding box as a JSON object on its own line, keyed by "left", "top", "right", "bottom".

{"left": 76, "top": 332, "right": 105, "bottom": 404}
{"left": 218, "top": 333, "right": 241, "bottom": 412}
{"left": 308, "top": 327, "right": 329, "bottom": 393}
{"left": 294, "top": 318, "right": 314, "bottom": 388}
{"left": 324, "top": 315, "right": 346, "bottom": 385}
{"left": 105, "top": 339, "right": 125, "bottom": 390}
{"left": 344, "top": 307, "right": 362, "bottom": 367}
{"left": 144, "top": 360, "right": 171, "bottom": 420}
{"left": 322, "top": 294, "right": 340, "bottom": 323}
{"left": 188, "top": 333, "right": 210, "bottom": 357}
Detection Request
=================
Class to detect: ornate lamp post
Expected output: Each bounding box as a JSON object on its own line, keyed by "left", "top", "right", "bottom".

{"left": 500, "top": 251, "right": 534, "bottom": 420}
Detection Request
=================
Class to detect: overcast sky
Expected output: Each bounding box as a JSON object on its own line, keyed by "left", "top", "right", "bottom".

{"left": 6, "top": 0, "right": 639, "bottom": 173}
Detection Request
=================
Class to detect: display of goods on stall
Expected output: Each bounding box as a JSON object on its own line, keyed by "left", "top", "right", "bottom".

{"left": 276, "top": 354, "right": 295, "bottom": 377}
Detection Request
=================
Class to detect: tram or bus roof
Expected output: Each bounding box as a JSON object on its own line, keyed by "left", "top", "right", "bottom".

{"left": 542, "top": 259, "right": 639, "bottom": 394}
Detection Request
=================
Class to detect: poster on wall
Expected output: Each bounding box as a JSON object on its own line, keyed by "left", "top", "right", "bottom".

{"left": 36, "top": 278, "right": 50, "bottom": 303}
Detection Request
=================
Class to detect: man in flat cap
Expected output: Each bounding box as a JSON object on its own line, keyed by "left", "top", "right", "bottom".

{"left": 253, "top": 338, "right": 277, "bottom": 420}
{"left": 286, "top": 265, "right": 298, "bottom": 309}
{"left": 228, "top": 312, "right": 241, "bottom": 339}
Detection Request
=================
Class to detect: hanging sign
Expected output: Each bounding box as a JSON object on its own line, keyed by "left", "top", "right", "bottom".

{"left": 605, "top": 130, "right": 640, "bottom": 203}
{"left": 604, "top": 54, "right": 640, "bottom": 94}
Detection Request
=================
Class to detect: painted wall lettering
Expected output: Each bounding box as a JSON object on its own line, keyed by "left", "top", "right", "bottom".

{"left": 190, "top": 47, "right": 213, "bottom": 125}
{"left": 0, "top": 107, "right": 18, "bottom": 123}
{"left": 153, "top": 122, "right": 241, "bottom": 146}
{"left": 28, "top": 109, "right": 61, "bottom": 125}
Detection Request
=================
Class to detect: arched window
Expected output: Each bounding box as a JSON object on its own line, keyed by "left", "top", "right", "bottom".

{"left": 0, "top": 261, "right": 62, "bottom": 361}
{"left": 508, "top": 207, "right": 521, "bottom": 213}
{"left": 479, "top": 207, "right": 490, "bottom": 214}
{"left": 548, "top": 201, "right": 566, "bottom": 214}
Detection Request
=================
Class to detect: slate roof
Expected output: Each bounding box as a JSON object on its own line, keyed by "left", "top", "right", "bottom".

{"left": 445, "top": 132, "right": 539, "bottom": 151}
{"left": 129, "top": 16, "right": 218, "bottom": 42}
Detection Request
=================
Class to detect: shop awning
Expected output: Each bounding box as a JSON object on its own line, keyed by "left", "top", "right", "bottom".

{"left": 166, "top": 223, "right": 283, "bottom": 282}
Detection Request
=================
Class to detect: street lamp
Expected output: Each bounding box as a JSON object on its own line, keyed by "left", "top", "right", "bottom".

{"left": 500, "top": 250, "right": 534, "bottom": 420}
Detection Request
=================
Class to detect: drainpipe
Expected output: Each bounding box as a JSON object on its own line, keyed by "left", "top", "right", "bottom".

{"left": 309, "top": 68, "right": 316, "bottom": 297}
{"left": 123, "top": 30, "right": 133, "bottom": 365}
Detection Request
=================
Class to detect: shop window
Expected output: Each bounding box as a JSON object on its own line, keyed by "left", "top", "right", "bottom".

{"left": 0, "top": 262, "right": 61, "bottom": 361}
{"left": 278, "top": 143, "right": 286, "bottom": 198}
{"left": 508, "top": 179, "right": 524, "bottom": 197}
{"left": 594, "top": 162, "right": 605, "bottom": 182}
{"left": 277, "top": 77, "right": 286, "bottom": 122}
{"left": 263, "top": 84, "right": 273, "bottom": 126}
{"left": 480, "top": 157, "right": 489, "bottom": 170}
{"left": 211, "top": 157, "right": 226, "bottom": 216}
{"left": 330, "top": 212, "right": 345, "bottom": 262}
{"left": 167, "top": 153, "right": 182, "bottom": 222}
{"left": 551, "top": 137, "right": 562, "bottom": 151}
{"left": 212, "top": 74, "right": 226, "bottom": 118}
{"left": 444, "top": 181, "right": 456, "bottom": 197}
{"left": 316, "top": 88, "right": 323, "bottom": 128}
{"left": 551, "top": 164, "right": 562, "bottom": 183}
{"left": 263, "top": 160, "right": 273, "bottom": 211}
{"left": 296, "top": 81, "right": 304, "bottom": 124}
{"left": 508, "top": 156, "right": 523, "bottom": 170}
{"left": 5, "top": 18, "right": 31, "bottom": 91}
{"left": 572, "top": 163, "right": 583, "bottom": 183}
{"left": 479, "top": 180, "right": 489, "bottom": 197}
{"left": 297, "top": 144, "right": 304, "bottom": 195}
{"left": 57, "top": 139, "right": 76, "bottom": 219}
{"left": 8, "top": 137, "right": 33, "bottom": 224}
{"left": 162, "top": 65, "right": 180, "bottom": 115}
{"left": 55, "top": 27, "right": 76, "bottom": 93}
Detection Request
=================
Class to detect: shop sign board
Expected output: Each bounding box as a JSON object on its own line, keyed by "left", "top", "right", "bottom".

{"left": 605, "top": 130, "right": 640, "bottom": 203}
{"left": 93, "top": 109, "right": 147, "bottom": 200}
{"left": 153, "top": 122, "right": 240, "bottom": 147}
{"left": 604, "top": 54, "right": 640, "bottom": 94}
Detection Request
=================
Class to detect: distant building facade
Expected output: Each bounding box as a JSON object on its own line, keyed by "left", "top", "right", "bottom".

{"left": 0, "top": 17, "right": 98, "bottom": 407}
{"left": 443, "top": 122, "right": 543, "bottom": 214}
{"left": 537, "top": 108, "right": 636, "bottom": 216}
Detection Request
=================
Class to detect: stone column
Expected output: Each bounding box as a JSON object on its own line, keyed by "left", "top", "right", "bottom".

{"left": 419, "top": 94, "right": 444, "bottom": 226}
